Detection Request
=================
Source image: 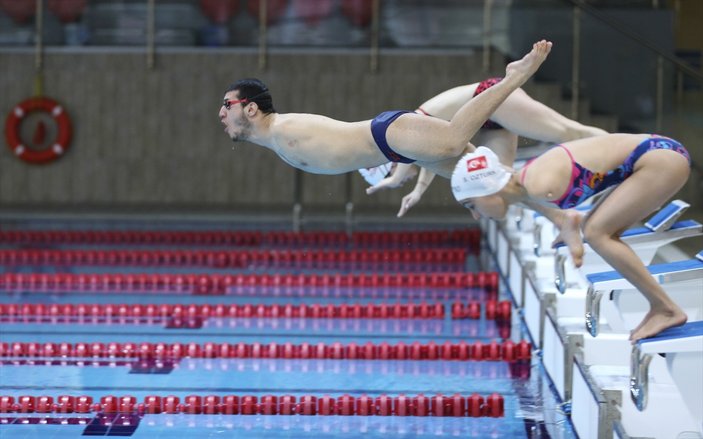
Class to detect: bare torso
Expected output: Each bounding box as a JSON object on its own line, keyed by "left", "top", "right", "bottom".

{"left": 266, "top": 113, "right": 385, "bottom": 174}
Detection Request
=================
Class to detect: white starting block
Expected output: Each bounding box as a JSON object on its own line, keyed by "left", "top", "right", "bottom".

{"left": 480, "top": 197, "right": 703, "bottom": 439}
{"left": 491, "top": 201, "right": 572, "bottom": 281}
{"left": 570, "top": 355, "right": 699, "bottom": 439}
{"left": 553, "top": 200, "right": 698, "bottom": 295}
{"left": 527, "top": 199, "right": 685, "bottom": 262}
{"left": 629, "top": 320, "right": 703, "bottom": 437}
{"left": 541, "top": 251, "right": 703, "bottom": 404}
{"left": 532, "top": 199, "right": 688, "bottom": 257}
{"left": 483, "top": 215, "right": 500, "bottom": 255}
{"left": 532, "top": 217, "right": 700, "bottom": 337}
{"left": 523, "top": 203, "right": 701, "bottom": 375}
{"left": 543, "top": 255, "right": 703, "bottom": 436}
{"left": 529, "top": 191, "right": 618, "bottom": 259}
{"left": 571, "top": 323, "right": 702, "bottom": 439}
{"left": 481, "top": 211, "right": 551, "bottom": 345}
{"left": 542, "top": 305, "right": 633, "bottom": 403}
{"left": 555, "top": 218, "right": 701, "bottom": 295}
{"left": 585, "top": 250, "right": 703, "bottom": 337}
{"left": 503, "top": 201, "right": 696, "bottom": 315}
{"left": 499, "top": 204, "right": 583, "bottom": 311}
{"left": 570, "top": 355, "right": 623, "bottom": 439}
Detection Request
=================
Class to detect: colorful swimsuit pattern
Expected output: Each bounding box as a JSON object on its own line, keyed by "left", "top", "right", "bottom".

{"left": 551, "top": 135, "right": 690, "bottom": 209}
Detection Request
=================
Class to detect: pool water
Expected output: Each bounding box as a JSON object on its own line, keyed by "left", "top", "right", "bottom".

{"left": 0, "top": 222, "right": 575, "bottom": 438}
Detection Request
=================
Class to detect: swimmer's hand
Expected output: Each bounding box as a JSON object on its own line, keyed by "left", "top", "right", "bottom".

{"left": 397, "top": 191, "right": 422, "bottom": 218}
{"left": 366, "top": 176, "right": 405, "bottom": 194}
{"left": 365, "top": 165, "right": 418, "bottom": 195}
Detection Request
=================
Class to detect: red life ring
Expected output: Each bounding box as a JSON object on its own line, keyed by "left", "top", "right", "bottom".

{"left": 5, "top": 97, "right": 72, "bottom": 164}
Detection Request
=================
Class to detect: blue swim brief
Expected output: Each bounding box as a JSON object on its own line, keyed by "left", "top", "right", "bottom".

{"left": 370, "top": 110, "right": 415, "bottom": 163}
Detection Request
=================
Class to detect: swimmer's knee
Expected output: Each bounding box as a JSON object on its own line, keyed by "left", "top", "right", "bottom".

{"left": 431, "top": 138, "right": 468, "bottom": 159}
{"left": 446, "top": 134, "right": 473, "bottom": 157}
{"left": 581, "top": 223, "right": 604, "bottom": 247}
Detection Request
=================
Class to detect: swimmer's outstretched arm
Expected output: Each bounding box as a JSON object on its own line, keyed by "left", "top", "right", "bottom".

{"left": 365, "top": 164, "right": 418, "bottom": 195}
{"left": 398, "top": 168, "right": 436, "bottom": 218}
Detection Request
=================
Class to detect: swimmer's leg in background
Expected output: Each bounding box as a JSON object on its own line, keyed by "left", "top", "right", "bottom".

{"left": 490, "top": 88, "right": 609, "bottom": 142}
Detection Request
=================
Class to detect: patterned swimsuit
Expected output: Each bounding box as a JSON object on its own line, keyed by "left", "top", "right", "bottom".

{"left": 522, "top": 135, "right": 691, "bottom": 209}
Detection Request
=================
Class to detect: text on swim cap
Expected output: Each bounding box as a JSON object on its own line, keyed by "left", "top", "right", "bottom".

{"left": 468, "top": 169, "right": 498, "bottom": 181}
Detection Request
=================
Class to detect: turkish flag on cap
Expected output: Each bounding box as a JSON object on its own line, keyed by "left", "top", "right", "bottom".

{"left": 466, "top": 156, "right": 488, "bottom": 172}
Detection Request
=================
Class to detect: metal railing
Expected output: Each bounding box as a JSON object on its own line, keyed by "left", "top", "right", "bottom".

{"left": 562, "top": 0, "right": 702, "bottom": 129}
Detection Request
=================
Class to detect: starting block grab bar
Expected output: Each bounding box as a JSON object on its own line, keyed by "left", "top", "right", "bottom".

{"left": 585, "top": 250, "right": 703, "bottom": 337}
{"left": 555, "top": 219, "right": 702, "bottom": 295}
{"left": 533, "top": 199, "right": 689, "bottom": 258}
{"left": 644, "top": 200, "right": 691, "bottom": 233}
{"left": 630, "top": 320, "right": 703, "bottom": 411}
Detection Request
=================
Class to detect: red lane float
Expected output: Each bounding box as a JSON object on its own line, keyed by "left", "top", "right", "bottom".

{"left": 0, "top": 228, "right": 481, "bottom": 250}
{"left": 0, "top": 272, "right": 499, "bottom": 293}
{"left": 0, "top": 393, "right": 505, "bottom": 417}
{"left": 451, "top": 300, "right": 511, "bottom": 321}
{"left": 0, "top": 248, "right": 469, "bottom": 269}
{"left": 1, "top": 300, "right": 492, "bottom": 320}
{"left": 0, "top": 340, "right": 531, "bottom": 361}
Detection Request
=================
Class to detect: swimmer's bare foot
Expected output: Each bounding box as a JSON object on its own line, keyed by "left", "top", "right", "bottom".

{"left": 505, "top": 40, "right": 553, "bottom": 83}
{"left": 553, "top": 209, "right": 584, "bottom": 267}
{"left": 629, "top": 306, "right": 687, "bottom": 344}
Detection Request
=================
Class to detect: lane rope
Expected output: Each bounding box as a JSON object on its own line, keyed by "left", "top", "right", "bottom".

{"left": 0, "top": 229, "right": 481, "bottom": 249}
{"left": 0, "top": 248, "right": 468, "bottom": 269}
{"left": 0, "top": 272, "right": 499, "bottom": 293}
{"left": 1, "top": 340, "right": 531, "bottom": 361}
{"left": 0, "top": 393, "right": 506, "bottom": 417}
{"left": 0, "top": 300, "right": 512, "bottom": 321}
